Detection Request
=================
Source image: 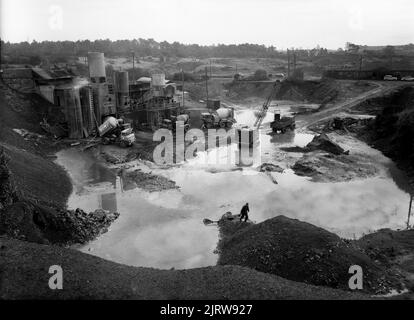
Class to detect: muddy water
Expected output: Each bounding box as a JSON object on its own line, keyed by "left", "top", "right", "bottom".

{"left": 56, "top": 148, "right": 219, "bottom": 269}
{"left": 55, "top": 106, "right": 412, "bottom": 270}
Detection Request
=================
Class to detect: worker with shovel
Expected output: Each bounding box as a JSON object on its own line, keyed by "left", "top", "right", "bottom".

{"left": 239, "top": 203, "right": 250, "bottom": 222}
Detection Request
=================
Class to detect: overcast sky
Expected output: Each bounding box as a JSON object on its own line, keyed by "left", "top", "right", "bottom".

{"left": 1, "top": 0, "right": 414, "bottom": 49}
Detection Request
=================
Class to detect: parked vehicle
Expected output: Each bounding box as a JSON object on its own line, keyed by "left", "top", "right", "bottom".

{"left": 402, "top": 75, "right": 414, "bottom": 81}
{"left": 201, "top": 107, "right": 235, "bottom": 129}
{"left": 99, "top": 117, "right": 135, "bottom": 148}
{"left": 270, "top": 112, "right": 296, "bottom": 133}
{"left": 161, "top": 114, "right": 190, "bottom": 132}
{"left": 384, "top": 75, "right": 398, "bottom": 81}
{"left": 273, "top": 73, "right": 286, "bottom": 82}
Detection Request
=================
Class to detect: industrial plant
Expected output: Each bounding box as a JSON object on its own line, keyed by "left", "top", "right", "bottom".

{"left": 2, "top": 0, "right": 414, "bottom": 306}
{"left": 3, "top": 52, "right": 183, "bottom": 140}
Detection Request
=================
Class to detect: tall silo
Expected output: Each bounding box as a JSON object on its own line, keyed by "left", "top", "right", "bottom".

{"left": 88, "top": 52, "right": 106, "bottom": 83}
{"left": 80, "top": 86, "right": 95, "bottom": 135}
{"left": 63, "top": 87, "right": 84, "bottom": 139}
{"left": 113, "top": 70, "right": 129, "bottom": 113}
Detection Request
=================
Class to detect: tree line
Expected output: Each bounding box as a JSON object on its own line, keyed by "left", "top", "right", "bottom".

{"left": 1, "top": 38, "right": 333, "bottom": 64}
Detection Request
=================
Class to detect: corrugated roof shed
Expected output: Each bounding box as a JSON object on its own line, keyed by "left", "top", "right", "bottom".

{"left": 32, "top": 67, "right": 52, "bottom": 80}
{"left": 136, "top": 77, "right": 152, "bottom": 83}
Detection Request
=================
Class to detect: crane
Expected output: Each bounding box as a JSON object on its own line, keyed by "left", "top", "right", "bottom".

{"left": 253, "top": 80, "right": 280, "bottom": 128}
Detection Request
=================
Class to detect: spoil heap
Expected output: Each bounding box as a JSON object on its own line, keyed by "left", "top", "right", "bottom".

{"left": 217, "top": 216, "right": 403, "bottom": 294}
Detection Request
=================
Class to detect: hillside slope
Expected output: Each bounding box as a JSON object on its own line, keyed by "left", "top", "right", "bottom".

{"left": 0, "top": 237, "right": 367, "bottom": 300}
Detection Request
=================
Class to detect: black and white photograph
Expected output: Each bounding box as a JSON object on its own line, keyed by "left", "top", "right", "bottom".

{"left": 1, "top": 0, "right": 414, "bottom": 308}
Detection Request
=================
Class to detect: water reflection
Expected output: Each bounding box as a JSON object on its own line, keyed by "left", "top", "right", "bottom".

{"left": 56, "top": 149, "right": 219, "bottom": 270}
{"left": 100, "top": 193, "right": 117, "bottom": 213}
{"left": 55, "top": 110, "right": 412, "bottom": 269}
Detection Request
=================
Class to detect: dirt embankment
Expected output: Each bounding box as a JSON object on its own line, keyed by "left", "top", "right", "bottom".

{"left": 352, "top": 86, "right": 414, "bottom": 186}
{"left": 311, "top": 85, "right": 414, "bottom": 187}
{"left": 0, "top": 236, "right": 367, "bottom": 300}
{"left": 0, "top": 83, "right": 119, "bottom": 245}
{"left": 226, "top": 79, "right": 336, "bottom": 103}
{"left": 217, "top": 216, "right": 406, "bottom": 295}
{"left": 275, "top": 80, "right": 340, "bottom": 105}
{"left": 226, "top": 79, "right": 377, "bottom": 111}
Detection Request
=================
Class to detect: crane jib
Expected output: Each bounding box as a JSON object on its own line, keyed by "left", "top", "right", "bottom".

{"left": 254, "top": 81, "right": 280, "bottom": 127}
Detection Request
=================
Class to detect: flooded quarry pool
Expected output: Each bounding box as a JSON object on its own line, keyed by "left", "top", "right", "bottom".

{"left": 55, "top": 106, "right": 412, "bottom": 270}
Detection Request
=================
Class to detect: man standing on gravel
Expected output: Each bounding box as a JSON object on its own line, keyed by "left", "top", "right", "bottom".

{"left": 239, "top": 203, "right": 249, "bottom": 222}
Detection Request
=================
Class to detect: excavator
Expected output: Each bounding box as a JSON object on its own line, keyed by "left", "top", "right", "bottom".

{"left": 253, "top": 80, "right": 295, "bottom": 133}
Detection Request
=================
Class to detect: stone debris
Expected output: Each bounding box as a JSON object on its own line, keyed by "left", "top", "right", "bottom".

{"left": 258, "top": 163, "right": 284, "bottom": 173}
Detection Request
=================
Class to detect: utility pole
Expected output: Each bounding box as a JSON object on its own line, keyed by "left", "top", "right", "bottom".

{"left": 132, "top": 51, "right": 135, "bottom": 83}
{"left": 358, "top": 55, "right": 363, "bottom": 80}
{"left": 287, "top": 49, "right": 291, "bottom": 78}
{"left": 205, "top": 67, "right": 209, "bottom": 106}
{"left": 293, "top": 51, "right": 297, "bottom": 72}
{"left": 181, "top": 69, "right": 185, "bottom": 109}
{"left": 407, "top": 195, "right": 413, "bottom": 229}
{"left": 209, "top": 59, "right": 212, "bottom": 78}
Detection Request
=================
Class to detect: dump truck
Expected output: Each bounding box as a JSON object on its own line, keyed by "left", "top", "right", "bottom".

{"left": 161, "top": 114, "right": 190, "bottom": 132}
{"left": 270, "top": 112, "right": 295, "bottom": 133}
{"left": 201, "top": 107, "right": 236, "bottom": 129}
{"left": 98, "top": 117, "right": 135, "bottom": 147}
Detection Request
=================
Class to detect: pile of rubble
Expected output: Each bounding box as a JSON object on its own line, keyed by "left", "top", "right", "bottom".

{"left": 0, "top": 199, "right": 120, "bottom": 245}
{"left": 56, "top": 208, "right": 120, "bottom": 244}
{"left": 304, "top": 133, "right": 348, "bottom": 155}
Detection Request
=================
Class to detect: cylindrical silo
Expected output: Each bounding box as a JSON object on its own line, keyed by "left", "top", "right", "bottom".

{"left": 80, "top": 86, "right": 94, "bottom": 135}
{"left": 114, "top": 70, "right": 129, "bottom": 112}
{"left": 114, "top": 71, "right": 129, "bottom": 93}
{"left": 63, "top": 87, "right": 84, "bottom": 139}
{"left": 88, "top": 52, "right": 106, "bottom": 80}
